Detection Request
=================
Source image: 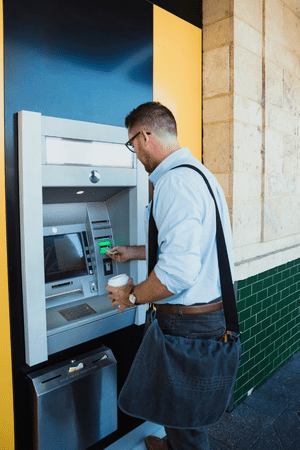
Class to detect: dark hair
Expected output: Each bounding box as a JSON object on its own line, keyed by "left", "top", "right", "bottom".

{"left": 125, "top": 102, "right": 177, "bottom": 137}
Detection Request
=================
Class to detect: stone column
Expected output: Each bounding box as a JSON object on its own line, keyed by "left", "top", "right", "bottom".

{"left": 203, "top": 0, "right": 300, "bottom": 280}
{"left": 202, "top": 0, "right": 235, "bottom": 219}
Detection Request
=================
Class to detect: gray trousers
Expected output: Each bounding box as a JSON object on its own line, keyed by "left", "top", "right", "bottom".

{"left": 156, "top": 303, "right": 226, "bottom": 450}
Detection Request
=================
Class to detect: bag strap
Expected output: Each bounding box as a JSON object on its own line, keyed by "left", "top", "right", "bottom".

{"left": 148, "top": 164, "right": 240, "bottom": 334}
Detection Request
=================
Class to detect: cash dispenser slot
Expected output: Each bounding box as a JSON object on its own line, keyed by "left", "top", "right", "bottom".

{"left": 52, "top": 281, "right": 73, "bottom": 289}
{"left": 45, "top": 288, "right": 83, "bottom": 301}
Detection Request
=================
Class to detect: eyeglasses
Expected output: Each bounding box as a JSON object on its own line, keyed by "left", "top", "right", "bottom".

{"left": 125, "top": 132, "right": 140, "bottom": 153}
{"left": 125, "top": 131, "right": 151, "bottom": 153}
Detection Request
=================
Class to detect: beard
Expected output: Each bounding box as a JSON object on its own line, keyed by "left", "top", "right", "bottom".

{"left": 139, "top": 154, "right": 157, "bottom": 174}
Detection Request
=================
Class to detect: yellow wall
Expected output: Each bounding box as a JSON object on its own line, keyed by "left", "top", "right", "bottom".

{"left": 0, "top": 0, "right": 14, "bottom": 447}
{"left": 153, "top": 5, "right": 202, "bottom": 161}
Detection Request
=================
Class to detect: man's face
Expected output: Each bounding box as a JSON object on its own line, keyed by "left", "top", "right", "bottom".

{"left": 128, "top": 129, "right": 157, "bottom": 174}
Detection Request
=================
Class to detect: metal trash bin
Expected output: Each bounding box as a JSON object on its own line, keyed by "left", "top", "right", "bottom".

{"left": 27, "top": 346, "right": 117, "bottom": 450}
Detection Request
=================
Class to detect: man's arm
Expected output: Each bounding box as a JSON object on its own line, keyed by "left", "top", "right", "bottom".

{"left": 133, "top": 269, "right": 173, "bottom": 304}
{"left": 106, "top": 245, "right": 146, "bottom": 262}
{"left": 105, "top": 269, "right": 173, "bottom": 313}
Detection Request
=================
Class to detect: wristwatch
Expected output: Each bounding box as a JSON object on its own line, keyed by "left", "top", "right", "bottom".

{"left": 129, "top": 286, "right": 138, "bottom": 305}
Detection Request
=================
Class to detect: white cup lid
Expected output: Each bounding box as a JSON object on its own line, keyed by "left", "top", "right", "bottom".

{"left": 107, "top": 274, "right": 129, "bottom": 287}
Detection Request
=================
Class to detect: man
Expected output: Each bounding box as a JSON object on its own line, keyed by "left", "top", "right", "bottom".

{"left": 106, "top": 102, "right": 234, "bottom": 450}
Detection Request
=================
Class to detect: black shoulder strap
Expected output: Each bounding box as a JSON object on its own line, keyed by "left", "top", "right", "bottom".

{"left": 148, "top": 164, "right": 240, "bottom": 333}
{"left": 148, "top": 200, "right": 158, "bottom": 278}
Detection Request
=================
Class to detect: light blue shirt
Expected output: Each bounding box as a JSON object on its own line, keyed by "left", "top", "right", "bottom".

{"left": 146, "top": 147, "right": 234, "bottom": 305}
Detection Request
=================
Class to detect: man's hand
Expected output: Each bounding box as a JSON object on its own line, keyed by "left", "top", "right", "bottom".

{"left": 105, "top": 277, "right": 134, "bottom": 313}
{"left": 106, "top": 245, "right": 146, "bottom": 262}
{"left": 106, "top": 246, "right": 132, "bottom": 263}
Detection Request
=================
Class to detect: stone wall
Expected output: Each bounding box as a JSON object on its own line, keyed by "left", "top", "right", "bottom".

{"left": 203, "top": 0, "right": 300, "bottom": 281}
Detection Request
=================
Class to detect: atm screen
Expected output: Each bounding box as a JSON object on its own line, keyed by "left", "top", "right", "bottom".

{"left": 44, "top": 233, "right": 88, "bottom": 283}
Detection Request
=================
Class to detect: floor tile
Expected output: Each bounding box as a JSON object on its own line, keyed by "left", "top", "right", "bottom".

{"left": 208, "top": 415, "right": 257, "bottom": 450}
{"left": 283, "top": 354, "right": 300, "bottom": 374}
{"left": 243, "top": 390, "right": 290, "bottom": 420}
{"left": 209, "top": 436, "right": 231, "bottom": 450}
{"left": 257, "top": 366, "right": 300, "bottom": 401}
{"left": 285, "top": 393, "right": 300, "bottom": 413}
{"left": 225, "top": 403, "right": 273, "bottom": 434}
{"left": 249, "top": 426, "right": 284, "bottom": 450}
{"left": 273, "top": 411, "right": 300, "bottom": 450}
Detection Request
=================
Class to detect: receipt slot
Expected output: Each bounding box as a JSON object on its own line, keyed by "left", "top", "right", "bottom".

{"left": 19, "top": 111, "right": 148, "bottom": 366}
{"left": 27, "top": 346, "right": 117, "bottom": 450}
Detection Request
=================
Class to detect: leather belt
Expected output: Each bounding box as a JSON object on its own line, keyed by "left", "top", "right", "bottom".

{"left": 157, "top": 301, "right": 223, "bottom": 315}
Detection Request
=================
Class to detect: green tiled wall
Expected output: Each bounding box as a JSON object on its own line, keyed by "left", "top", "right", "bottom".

{"left": 234, "top": 257, "right": 300, "bottom": 406}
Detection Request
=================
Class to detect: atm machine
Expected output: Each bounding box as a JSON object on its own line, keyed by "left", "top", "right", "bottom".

{"left": 18, "top": 111, "right": 148, "bottom": 448}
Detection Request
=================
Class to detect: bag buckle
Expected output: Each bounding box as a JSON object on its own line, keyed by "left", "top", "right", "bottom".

{"left": 221, "top": 330, "right": 242, "bottom": 342}
{"left": 221, "top": 331, "right": 231, "bottom": 343}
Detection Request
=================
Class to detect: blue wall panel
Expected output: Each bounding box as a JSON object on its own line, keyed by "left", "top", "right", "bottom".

{"left": 4, "top": 0, "right": 153, "bottom": 127}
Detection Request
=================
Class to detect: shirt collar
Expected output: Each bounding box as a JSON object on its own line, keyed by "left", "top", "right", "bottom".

{"left": 149, "top": 147, "right": 192, "bottom": 186}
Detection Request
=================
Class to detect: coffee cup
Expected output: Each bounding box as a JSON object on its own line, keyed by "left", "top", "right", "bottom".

{"left": 107, "top": 274, "right": 129, "bottom": 287}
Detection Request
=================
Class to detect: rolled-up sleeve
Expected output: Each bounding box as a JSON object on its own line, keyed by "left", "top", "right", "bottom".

{"left": 153, "top": 173, "right": 204, "bottom": 294}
